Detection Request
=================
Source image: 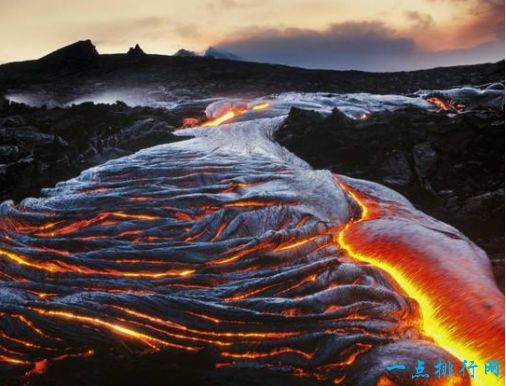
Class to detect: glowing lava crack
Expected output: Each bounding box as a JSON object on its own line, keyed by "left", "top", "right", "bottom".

{"left": 0, "top": 107, "right": 502, "bottom": 386}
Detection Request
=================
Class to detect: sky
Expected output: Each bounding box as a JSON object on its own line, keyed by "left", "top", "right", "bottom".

{"left": 0, "top": 0, "right": 503, "bottom": 71}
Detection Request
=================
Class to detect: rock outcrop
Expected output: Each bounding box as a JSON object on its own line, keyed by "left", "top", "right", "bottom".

{"left": 127, "top": 43, "right": 146, "bottom": 57}
{"left": 39, "top": 39, "right": 99, "bottom": 64}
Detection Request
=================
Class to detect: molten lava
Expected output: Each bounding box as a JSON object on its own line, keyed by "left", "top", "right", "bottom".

{"left": 426, "top": 96, "right": 465, "bottom": 113}
{"left": 0, "top": 103, "right": 501, "bottom": 386}
{"left": 335, "top": 177, "right": 504, "bottom": 386}
{"left": 199, "top": 100, "right": 271, "bottom": 126}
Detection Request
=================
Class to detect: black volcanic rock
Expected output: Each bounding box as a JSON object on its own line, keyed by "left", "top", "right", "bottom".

{"left": 127, "top": 43, "right": 146, "bottom": 57}
{"left": 0, "top": 94, "right": 7, "bottom": 110}
{"left": 39, "top": 39, "right": 99, "bottom": 64}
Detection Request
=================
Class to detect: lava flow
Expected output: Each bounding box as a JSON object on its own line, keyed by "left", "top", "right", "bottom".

{"left": 335, "top": 177, "right": 504, "bottom": 386}
{"left": 0, "top": 105, "right": 502, "bottom": 386}
{"left": 197, "top": 99, "right": 270, "bottom": 127}
{"left": 425, "top": 96, "right": 466, "bottom": 113}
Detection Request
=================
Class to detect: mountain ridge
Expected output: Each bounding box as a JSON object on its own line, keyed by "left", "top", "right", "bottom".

{"left": 0, "top": 40, "right": 503, "bottom": 103}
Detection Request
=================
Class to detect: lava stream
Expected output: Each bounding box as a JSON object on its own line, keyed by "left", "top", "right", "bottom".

{"left": 0, "top": 107, "right": 501, "bottom": 386}
{"left": 336, "top": 177, "right": 504, "bottom": 386}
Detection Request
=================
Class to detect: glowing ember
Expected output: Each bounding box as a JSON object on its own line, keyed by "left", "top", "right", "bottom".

{"left": 426, "top": 96, "right": 466, "bottom": 113}
{"left": 182, "top": 117, "right": 200, "bottom": 127}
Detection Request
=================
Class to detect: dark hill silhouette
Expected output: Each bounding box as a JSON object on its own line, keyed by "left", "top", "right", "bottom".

{"left": 39, "top": 39, "right": 99, "bottom": 64}
{"left": 0, "top": 40, "right": 503, "bottom": 104}
{"left": 127, "top": 43, "right": 146, "bottom": 57}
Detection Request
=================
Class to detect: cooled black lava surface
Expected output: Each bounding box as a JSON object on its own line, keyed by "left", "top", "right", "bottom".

{"left": 275, "top": 107, "right": 505, "bottom": 288}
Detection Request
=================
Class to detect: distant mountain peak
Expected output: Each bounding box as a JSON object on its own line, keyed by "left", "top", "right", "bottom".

{"left": 127, "top": 44, "right": 146, "bottom": 57}
{"left": 204, "top": 46, "right": 241, "bottom": 61}
{"left": 40, "top": 40, "right": 99, "bottom": 63}
{"left": 173, "top": 49, "right": 198, "bottom": 57}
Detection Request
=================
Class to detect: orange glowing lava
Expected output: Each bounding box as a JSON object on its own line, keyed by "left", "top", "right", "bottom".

{"left": 31, "top": 308, "right": 198, "bottom": 351}
{"left": 426, "top": 96, "right": 465, "bottom": 113}
{"left": 198, "top": 101, "right": 271, "bottom": 127}
{"left": 335, "top": 177, "right": 504, "bottom": 386}
{"left": 0, "top": 247, "right": 194, "bottom": 278}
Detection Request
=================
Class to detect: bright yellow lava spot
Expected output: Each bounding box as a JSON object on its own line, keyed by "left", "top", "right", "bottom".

{"left": 202, "top": 111, "right": 236, "bottom": 127}
{"left": 251, "top": 102, "right": 270, "bottom": 110}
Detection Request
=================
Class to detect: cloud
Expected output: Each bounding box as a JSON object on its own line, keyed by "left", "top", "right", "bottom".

{"left": 206, "top": 0, "right": 261, "bottom": 10}
{"left": 405, "top": 11, "right": 435, "bottom": 28}
{"left": 425, "top": 0, "right": 504, "bottom": 47}
{"left": 462, "top": 0, "right": 504, "bottom": 41}
{"left": 213, "top": 17, "right": 504, "bottom": 71}
{"left": 415, "top": 40, "right": 504, "bottom": 68}
{"left": 215, "top": 22, "right": 416, "bottom": 71}
{"left": 172, "top": 24, "right": 201, "bottom": 40}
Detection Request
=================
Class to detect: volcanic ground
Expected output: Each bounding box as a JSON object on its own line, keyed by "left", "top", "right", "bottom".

{"left": 0, "top": 41, "right": 504, "bottom": 386}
